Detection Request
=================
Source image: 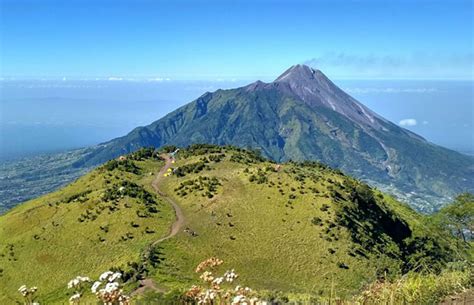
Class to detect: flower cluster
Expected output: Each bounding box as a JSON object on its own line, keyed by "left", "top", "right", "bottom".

{"left": 224, "top": 269, "right": 238, "bottom": 283}
{"left": 69, "top": 293, "right": 81, "bottom": 304}
{"left": 195, "top": 257, "right": 224, "bottom": 273}
{"left": 92, "top": 271, "right": 130, "bottom": 305}
{"left": 186, "top": 258, "right": 266, "bottom": 305}
{"left": 232, "top": 286, "right": 260, "bottom": 305}
{"left": 18, "top": 285, "right": 39, "bottom": 305}
{"left": 18, "top": 285, "right": 37, "bottom": 297}
{"left": 65, "top": 271, "right": 129, "bottom": 305}
{"left": 67, "top": 275, "right": 91, "bottom": 304}
{"left": 67, "top": 276, "right": 91, "bottom": 289}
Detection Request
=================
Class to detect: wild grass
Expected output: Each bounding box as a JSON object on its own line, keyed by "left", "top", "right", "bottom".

{"left": 137, "top": 262, "right": 472, "bottom": 305}
{"left": 0, "top": 158, "right": 174, "bottom": 304}
{"left": 355, "top": 267, "right": 472, "bottom": 305}
{"left": 151, "top": 147, "right": 462, "bottom": 300}
{"left": 1, "top": 145, "right": 470, "bottom": 304}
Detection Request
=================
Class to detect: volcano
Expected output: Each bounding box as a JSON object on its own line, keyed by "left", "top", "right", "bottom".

{"left": 76, "top": 64, "right": 474, "bottom": 211}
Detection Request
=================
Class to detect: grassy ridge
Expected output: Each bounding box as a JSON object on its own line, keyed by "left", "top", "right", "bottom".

{"left": 148, "top": 145, "right": 460, "bottom": 299}
{"left": 0, "top": 155, "right": 174, "bottom": 304}
{"left": 0, "top": 145, "right": 466, "bottom": 303}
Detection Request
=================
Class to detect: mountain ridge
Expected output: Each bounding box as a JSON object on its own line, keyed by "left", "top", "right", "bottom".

{"left": 74, "top": 65, "right": 474, "bottom": 212}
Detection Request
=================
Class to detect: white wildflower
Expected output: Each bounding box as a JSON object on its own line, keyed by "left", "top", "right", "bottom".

{"left": 18, "top": 285, "right": 28, "bottom": 293}
{"left": 69, "top": 293, "right": 81, "bottom": 302}
{"left": 104, "top": 281, "right": 119, "bottom": 293}
{"left": 232, "top": 295, "right": 246, "bottom": 304}
{"left": 108, "top": 272, "right": 122, "bottom": 282}
{"left": 99, "top": 271, "right": 113, "bottom": 281}
{"left": 224, "top": 269, "right": 238, "bottom": 282}
{"left": 203, "top": 289, "right": 216, "bottom": 301}
{"left": 91, "top": 281, "right": 101, "bottom": 293}
{"left": 212, "top": 277, "right": 224, "bottom": 285}
{"left": 77, "top": 276, "right": 91, "bottom": 282}
{"left": 67, "top": 278, "right": 80, "bottom": 289}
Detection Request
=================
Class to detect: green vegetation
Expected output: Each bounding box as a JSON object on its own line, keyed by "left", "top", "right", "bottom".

{"left": 152, "top": 145, "right": 469, "bottom": 301}
{"left": 0, "top": 145, "right": 471, "bottom": 304}
{"left": 102, "top": 159, "right": 141, "bottom": 174}
{"left": 431, "top": 193, "right": 474, "bottom": 243}
{"left": 175, "top": 176, "right": 222, "bottom": 199}
{"left": 356, "top": 264, "right": 472, "bottom": 305}
{"left": 0, "top": 154, "right": 174, "bottom": 304}
{"left": 74, "top": 75, "right": 474, "bottom": 214}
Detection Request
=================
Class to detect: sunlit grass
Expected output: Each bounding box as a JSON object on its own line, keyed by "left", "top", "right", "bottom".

{"left": 0, "top": 158, "right": 174, "bottom": 304}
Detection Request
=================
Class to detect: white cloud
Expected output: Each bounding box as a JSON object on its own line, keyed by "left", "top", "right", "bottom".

{"left": 146, "top": 77, "right": 171, "bottom": 82}
{"left": 399, "top": 119, "right": 417, "bottom": 127}
{"left": 422, "top": 120, "right": 429, "bottom": 125}
{"left": 107, "top": 77, "right": 123, "bottom": 81}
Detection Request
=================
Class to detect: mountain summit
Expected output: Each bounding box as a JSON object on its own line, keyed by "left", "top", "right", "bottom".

{"left": 274, "top": 65, "right": 392, "bottom": 130}
{"left": 76, "top": 65, "right": 474, "bottom": 211}
{"left": 275, "top": 64, "right": 324, "bottom": 82}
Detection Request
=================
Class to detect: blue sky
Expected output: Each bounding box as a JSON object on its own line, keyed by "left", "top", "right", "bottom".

{"left": 1, "top": 0, "right": 473, "bottom": 80}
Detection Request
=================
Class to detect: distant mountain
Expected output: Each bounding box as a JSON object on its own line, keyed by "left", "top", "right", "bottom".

{"left": 75, "top": 65, "right": 474, "bottom": 211}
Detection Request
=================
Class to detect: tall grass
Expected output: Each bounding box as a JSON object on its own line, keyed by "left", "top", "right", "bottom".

{"left": 355, "top": 268, "right": 471, "bottom": 305}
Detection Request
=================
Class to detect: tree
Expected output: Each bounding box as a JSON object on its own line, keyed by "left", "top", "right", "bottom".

{"left": 433, "top": 193, "right": 474, "bottom": 242}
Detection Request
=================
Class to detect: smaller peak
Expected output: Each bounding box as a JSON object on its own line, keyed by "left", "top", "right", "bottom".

{"left": 244, "top": 80, "right": 267, "bottom": 92}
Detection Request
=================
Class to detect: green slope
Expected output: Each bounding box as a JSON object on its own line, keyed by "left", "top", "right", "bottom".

{"left": 74, "top": 75, "right": 474, "bottom": 213}
{"left": 0, "top": 146, "right": 462, "bottom": 303}
{"left": 0, "top": 150, "right": 175, "bottom": 304}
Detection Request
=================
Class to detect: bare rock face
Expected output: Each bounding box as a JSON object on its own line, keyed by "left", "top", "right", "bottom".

{"left": 275, "top": 65, "right": 391, "bottom": 131}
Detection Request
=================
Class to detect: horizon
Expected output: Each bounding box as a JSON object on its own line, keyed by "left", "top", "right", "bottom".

{"left": 1, "top": 77, "right": 473, "bottom": 160}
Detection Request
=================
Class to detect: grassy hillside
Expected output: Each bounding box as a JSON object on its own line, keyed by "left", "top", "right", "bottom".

{"left": 0, "top": 150, "right": 175, "bottom": 304}
{"left": 0, "top": 145, "right": 466, "bottom": 304}
{"left": 150, "top": 145, "right": 460, "bottom": 297}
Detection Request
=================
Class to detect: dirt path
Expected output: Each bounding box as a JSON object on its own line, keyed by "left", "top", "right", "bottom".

{"left": 150, "top": 154, "right": 185, "bottom": 244}
{"left": 132, "top": 154, "right": 185, "bottom": 296}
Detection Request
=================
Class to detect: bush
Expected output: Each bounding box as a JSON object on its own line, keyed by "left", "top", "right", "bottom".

{"left": 129, "top": 147, "right": 160, "bottom": 161}
{"left": 174, "top": 162, "right": 209, "bottom": 177}
{"left": 102, "top": 159, "right": 141, "bottom": 174}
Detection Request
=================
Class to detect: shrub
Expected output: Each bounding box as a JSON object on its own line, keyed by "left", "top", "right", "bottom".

{"left": 102, "top": 159, "right": 141, "bottom": 175}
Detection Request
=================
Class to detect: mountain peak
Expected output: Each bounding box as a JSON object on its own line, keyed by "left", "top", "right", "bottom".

{"left": 272, "top": 64, "right": 392, "bottom": 130}
{"left": 275, "top": 64, "right": 324, "bottom": 83}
